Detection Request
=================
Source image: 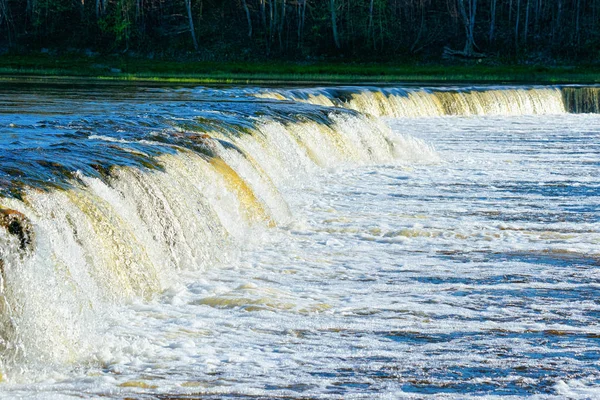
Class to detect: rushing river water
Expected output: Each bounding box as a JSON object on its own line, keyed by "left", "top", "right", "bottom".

{"left": 0, "top": 83, "right": 598, "bottom": 399}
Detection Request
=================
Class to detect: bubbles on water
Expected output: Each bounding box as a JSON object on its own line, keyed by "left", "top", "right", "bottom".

{"left": 0, "top": 86, "right": 433, "bottom": 384}
{"left": 1, "top": 86, "right": 599, "bottom": 398}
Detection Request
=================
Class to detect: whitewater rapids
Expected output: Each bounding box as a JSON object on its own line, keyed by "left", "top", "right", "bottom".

{"left": 0, "top": 84, "right": 598, "bottom": 398}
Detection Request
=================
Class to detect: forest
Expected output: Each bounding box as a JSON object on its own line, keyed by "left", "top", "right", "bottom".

{"left": 0, "top": 0, "right": 599, "bottom": 63}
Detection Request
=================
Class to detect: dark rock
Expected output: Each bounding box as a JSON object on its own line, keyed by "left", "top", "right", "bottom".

{"left": 0, "top": 208, "right": 35, "bottom": 252}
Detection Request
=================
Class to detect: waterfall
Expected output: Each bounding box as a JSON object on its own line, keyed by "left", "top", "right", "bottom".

{"left": 257, "top": 86, "right": 600, "bottom": 117}
{"left": 562, "top": 86, "right": 600, "bottom": 113}
{"left": 2, "top": 82, "right": 598, "bottom": 382}
{"left": 0, "top": 108, "right": 437, "bottom": 379}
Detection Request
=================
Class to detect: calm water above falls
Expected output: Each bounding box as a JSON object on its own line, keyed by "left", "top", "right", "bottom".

{"left": 0, "top": 84, "right": 599, "bottom": 399}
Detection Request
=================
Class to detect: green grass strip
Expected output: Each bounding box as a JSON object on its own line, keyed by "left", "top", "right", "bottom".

{"left": 0, "top": 55, "right": 599, "bottom": 84}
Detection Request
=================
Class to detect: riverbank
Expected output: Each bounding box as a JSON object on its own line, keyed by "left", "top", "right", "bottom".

{"left": 0, "top": 55, "right": 599, "bottom": 84}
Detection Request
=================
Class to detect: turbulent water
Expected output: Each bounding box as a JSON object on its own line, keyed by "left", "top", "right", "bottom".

{"left": 0, "top": 83, "right": 598, "bottom": 399}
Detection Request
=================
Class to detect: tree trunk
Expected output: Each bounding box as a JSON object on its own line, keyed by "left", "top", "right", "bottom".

{"left": 297, "top": 0, "right": 301, "bottom": 44}
{"left": 411, "top": 5, "right": 425, "bottom": 53}
{"left": 185, "top": 0, "right": 199, "bottom": 51}
{"left": 0, "top": 0, "right": 6, "bottom": 30}
{"left": 515, "top": 0, "right": 521, "bottom": 49}
{"left": 330, "top": 0, "right": 340, "bottom": 48}
{"left": 297, "top": 0, "right": 306, "bottom": 47}
{"left": 241, "top": 0, "right": 252, "bottom": 37}
{"left": 554, "top": 0, "right": 562, "bottom": 40}
{"left": 489, "top": 0, "right": 497, "bottom": 42}
{"left": 535, "top": 0, "right": 541, "bottom": 33}
{"left": 368, "top": 0, "right": 374, "bottom": 49}
{"left": 269, "top": 0, "right": 274, "bottom": 49}
{"left": 301, "top": 0, "right": 306, "bottom": 39}
{"left": 457, "top": 0, "right": 477, "bottom": 55}
{"left": 575, "top": 0, "right": 581, "bottom": 45}
{"left": 524, "top": 0, "right": 530, "bottom": 44}
{"left": 279, "top": 0, "right": 286, "bottom": 49}
{"left": 260, "top": 0, "right": 266, "bottom": 30}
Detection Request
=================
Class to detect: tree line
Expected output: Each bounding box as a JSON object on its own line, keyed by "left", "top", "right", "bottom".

{"left": 0, "top": 0, "right": 598, "bottom": 61}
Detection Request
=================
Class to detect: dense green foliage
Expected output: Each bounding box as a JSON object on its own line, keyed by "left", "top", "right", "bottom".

{"left": 0, "top": 0, "right": 599, "bottom": 62}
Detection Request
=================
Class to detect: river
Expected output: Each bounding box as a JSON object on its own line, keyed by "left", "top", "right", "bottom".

{"left": 0, "top": 83, "right": 598, "bottom": 398}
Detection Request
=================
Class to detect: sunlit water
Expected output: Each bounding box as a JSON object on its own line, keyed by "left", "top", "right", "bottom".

{"left": 0, "top": 85, "right": 599, "bottom": 399}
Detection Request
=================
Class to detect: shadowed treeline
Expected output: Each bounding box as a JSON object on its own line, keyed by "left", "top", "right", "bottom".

{"left": 0, "top": 0, "right": 599, "bottom": 62}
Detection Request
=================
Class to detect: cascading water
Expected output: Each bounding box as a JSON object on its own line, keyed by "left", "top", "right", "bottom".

{"left": 0, "top": 84, "right": 437, "bottom": 381}
{"left": 0, "top": 83, "right": 598, "bottom": 398}
{"left": 562, "top": 86, "right": 600, "bottom": 113}
{"left": 257, "top": 85, "right": 600, "bottom": 117}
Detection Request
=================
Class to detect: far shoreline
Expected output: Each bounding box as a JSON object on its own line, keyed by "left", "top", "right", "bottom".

{"left": 0, "top": 55, "right": 599, "bottom": 85}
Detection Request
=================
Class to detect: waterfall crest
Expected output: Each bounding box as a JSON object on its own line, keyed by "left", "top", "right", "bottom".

{"left": 257, "top": 86, "right": 600, "bottom": 117}
{"left": 562, "top": 86, "right": 600, "bottom": 113}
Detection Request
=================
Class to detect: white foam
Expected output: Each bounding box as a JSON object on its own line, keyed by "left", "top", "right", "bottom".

{"left": 1, "top": 111, "right": 598, "bottom": 398}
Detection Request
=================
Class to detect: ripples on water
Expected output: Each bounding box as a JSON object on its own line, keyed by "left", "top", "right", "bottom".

{"left": 0, "top": 83, "right": 599, "bottom": 399}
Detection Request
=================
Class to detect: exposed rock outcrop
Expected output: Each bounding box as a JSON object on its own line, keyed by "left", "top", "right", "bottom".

{"left": 0, "top": 208, "right": 34, "bottom": 253}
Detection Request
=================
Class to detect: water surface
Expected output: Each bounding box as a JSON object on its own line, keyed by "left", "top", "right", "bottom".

{"left": 0, "top": 84, "right": 598, "bottom": 399}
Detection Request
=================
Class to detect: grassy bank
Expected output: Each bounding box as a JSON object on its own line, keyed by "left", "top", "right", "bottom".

{"left": 0, "top": 54, "right": 599, "bottom": 84}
